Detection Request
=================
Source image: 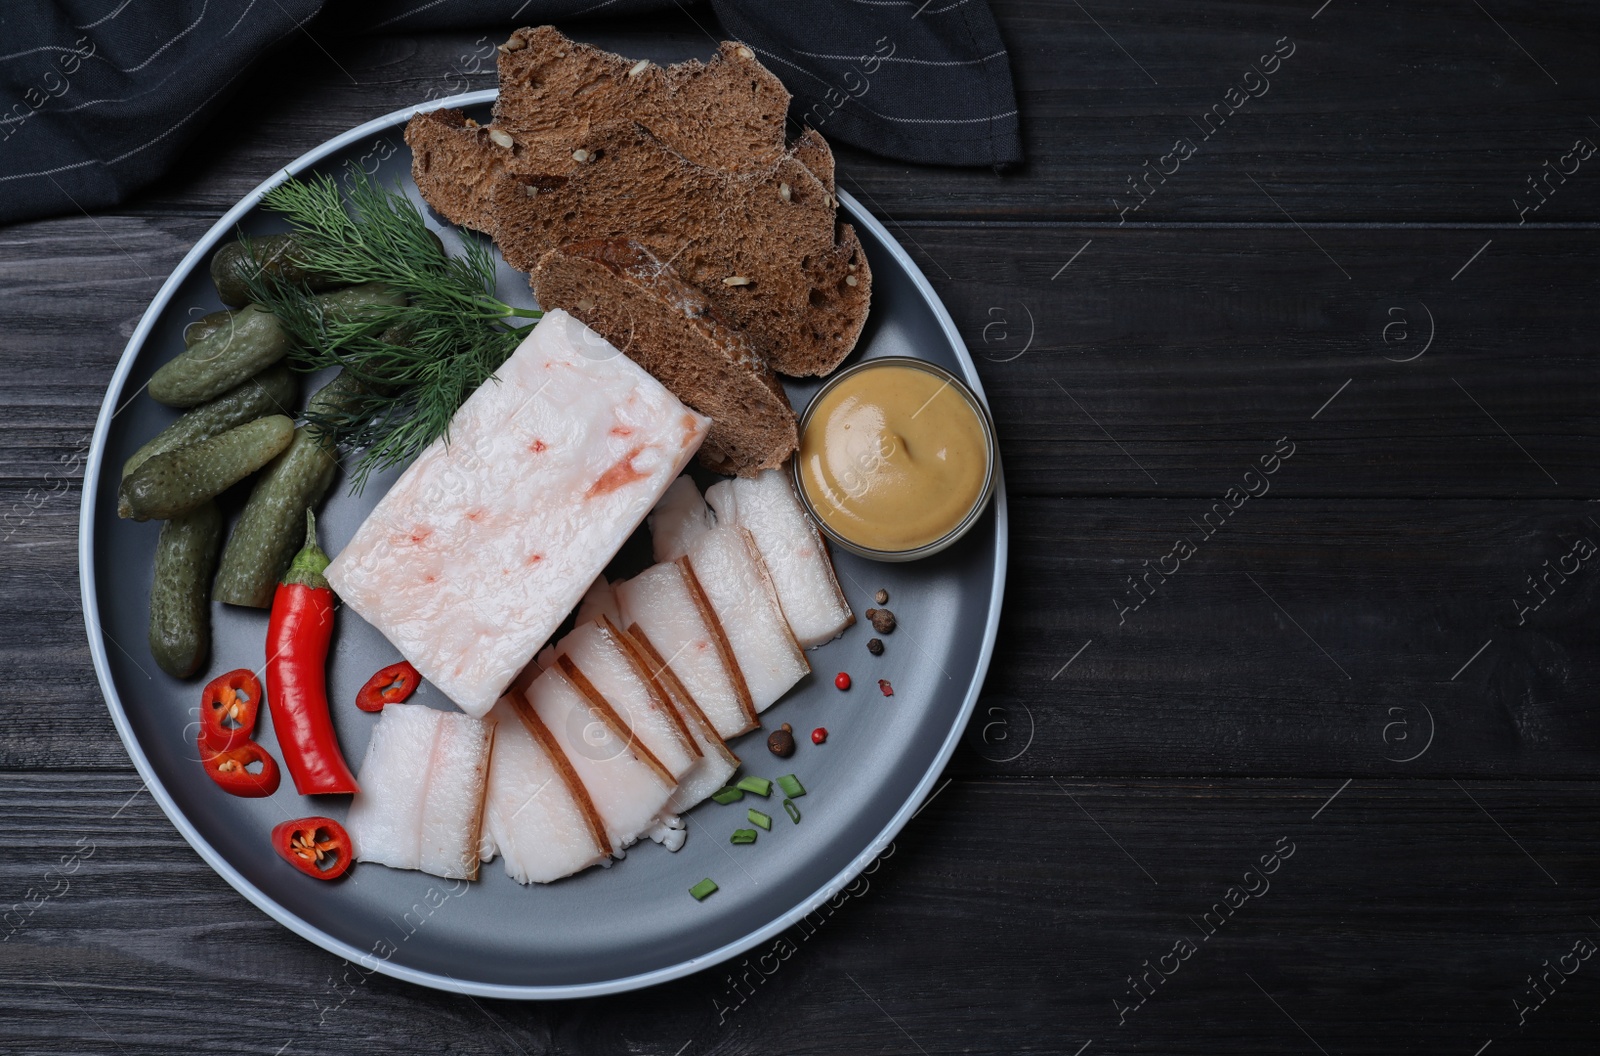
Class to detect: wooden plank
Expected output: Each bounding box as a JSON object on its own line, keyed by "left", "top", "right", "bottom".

{"left": 1, "top": 773, "right": 1595, "bottom": 1053}
{"left": 94, "top": 4, "right": 1600, "bottom": 225}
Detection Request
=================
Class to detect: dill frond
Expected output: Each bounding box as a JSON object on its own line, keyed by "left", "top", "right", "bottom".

{"left": 242, "top": 164, "right": 541, "bottom": 491}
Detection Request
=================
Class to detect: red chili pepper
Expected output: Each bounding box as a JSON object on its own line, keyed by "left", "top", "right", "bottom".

{"left": 265, "top": 511, "right": 360, "bottom": 796}
{"left": 271, "top": 816, "right": 354, "bottom": 880}
{"left": 356, "top": 661, "right": 420, "bottom": 713}
{"left": 199, "top": 739, "right": 281, "bottom": 798}
{"left": 199, "top": 668, "right": 262, "bottom": 751}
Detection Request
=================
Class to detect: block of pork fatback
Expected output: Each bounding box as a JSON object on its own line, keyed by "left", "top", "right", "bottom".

{"left": 325, "top": 309, "right": 711, "bottom": 718}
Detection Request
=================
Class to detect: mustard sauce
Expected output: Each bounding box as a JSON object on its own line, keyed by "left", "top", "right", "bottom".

{"left": 798, "top": 361, "right": 991, "bottom": 553}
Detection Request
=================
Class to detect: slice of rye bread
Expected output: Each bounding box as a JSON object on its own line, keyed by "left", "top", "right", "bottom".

{"left": 533, "top": 239, "right": 798, "bottom": 477}
{"left": 492, "top": 124, "right": 871, "bottom": 378}
{"left": 405, "top": 27, "right": 829, "bottom": 232}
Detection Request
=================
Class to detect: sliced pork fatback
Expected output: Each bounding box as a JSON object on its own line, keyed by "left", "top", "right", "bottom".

{"left": 614, "top": 558, "right": 758, "bottom": 738}
{"left": 705, "top": 469, "right": 853, "bottom": 647}
{"left": 575, "top": 575, "right": 622, "bottom": 628}
{"left": 618, "top": 628, "right": 740, "bottom": 813}
{"left": 418, "top": 713, "right": 494, "bottom": 879}
{"left": 648, "top": 475, "right": 715, "bottom": 563}
{"left": 683, "top": 526, "right": 808, "bottom": 711}
{"left": 348, "top": 704, "right": 492, "bottom": 880}
{"left": 550, "top": 616, "right": 701, "bottom": 781}
{"left": 522, "top": 661, "right": 676, "bottom": 849}
{"left": 482, "top": 698, "right": 611, "bottom": 884}
{"left": 324, "top": 309, "right": 710, "bottom": 718}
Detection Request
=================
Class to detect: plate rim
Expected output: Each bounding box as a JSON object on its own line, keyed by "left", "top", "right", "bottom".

{"left": 79, "top": 89, "right": 1009, "bottom": 999}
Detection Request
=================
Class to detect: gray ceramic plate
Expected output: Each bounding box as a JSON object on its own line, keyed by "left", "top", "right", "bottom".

{"left": 80, "top": 90, "right": 1007, "bottom": 998}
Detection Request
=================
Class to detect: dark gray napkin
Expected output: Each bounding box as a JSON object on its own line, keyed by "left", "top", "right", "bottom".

{"left": 0, "top": 0, "right": 1022, "bottom": 227}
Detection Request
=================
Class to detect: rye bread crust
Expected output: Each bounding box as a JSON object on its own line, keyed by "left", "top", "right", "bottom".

{"left": 532, "top": 240, "right": 798, "bottom": 477}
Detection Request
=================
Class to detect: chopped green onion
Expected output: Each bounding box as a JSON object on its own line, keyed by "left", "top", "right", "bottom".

{"left": 689, "top": 878, "right": 719, "bottom": 900}
{"left": 710, "top": 786, "right": 744, "bottom": 804}
{"left": 748, "top": 808, "right": 772, "bottom": 831}
{"left": 776, "top": 774, "right": 806, "bottom": 798}
{"left": 735, "top": 776, "right": 772, "bottom": 797}
{"left": 783, "top": 798, "right": 802, "bottom": 824}
{"left": 730, "top": 829, "right": 758, "bottom": 845}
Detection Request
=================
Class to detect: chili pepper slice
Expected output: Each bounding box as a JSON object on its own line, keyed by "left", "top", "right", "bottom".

{"left": 356, "top": 661, "right": 420, "bottom": 713}
{"left": 270, "top": 816, "right": 353, "bottom": 880}
{"left": 199, "top": 738, "right": 281, "bottom": 798}
{"left": 265, "top": 511, "right": 360, "bottom": 796}
{"left": 199, "top": 668, "right": 262, "bottom": 750}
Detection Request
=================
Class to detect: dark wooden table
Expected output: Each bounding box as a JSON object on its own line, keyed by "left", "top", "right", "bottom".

{"left": 6, "top": 3, "right": 1600, "bottom": 1052}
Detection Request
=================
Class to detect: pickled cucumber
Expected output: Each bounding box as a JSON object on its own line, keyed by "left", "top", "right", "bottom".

{"left": 122, "top": 364, "right": 297, "bottom": 481}
{"left": 148, "top": 501, "right": 223, "bottom": 678}
{"left": 183, "top": 308, "right": 239, "bottom": 347}
{"left": 149, "top": 284, "right": 405, "bottom": 408}
{"left": 212, "top": 375, "right": 363, "bottom": 607}
{"left": 210, "top": 233, "right": 345, "bottom": 307}
{"left": 149, "top": 304, "right": 289, "bottom": 408}
{"left": 117, "top": 415, "right": 295, "bottom": 521}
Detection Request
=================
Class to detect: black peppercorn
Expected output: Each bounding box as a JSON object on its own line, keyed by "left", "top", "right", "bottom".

{"left": 767, "top": 723, "right": 796, "bottom": 758}
{"left": 867, "top": 637, "right": 884, "bottom": 656}
{"left": 865, "top": 607, "right": 896, "bottom": 634}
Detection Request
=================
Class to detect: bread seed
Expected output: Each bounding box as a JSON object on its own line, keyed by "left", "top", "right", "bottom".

{"left": 736, "top": 45, "right": 754, "bottom": 59}
{"left": 488, "top": 129, "right": 514, "bottom": 149}
{"left": 875, "top": 589, "right": 889, "bottom": 604}
{"left": 722, "top": 276, "right": 751, "bottom": 286}
{"left": 628, "top": 59, "right": 650, "bottom": 78}
{"left": 522, "top": 184, "right": 538, "bottom": 198}
{"left": 572, "top": 148, "right": 589, "bottom": 162}
{"left": 575, "top": 298, "right": 595, "bottom": 312}
{"left": 464, "top": 117, "right": 479, "bottom": 129}
{"left": 779, "top": 182, "right": 791, "bottom": 202}
{"left": 845, "top": 274, "right": 858, "bottom": 286}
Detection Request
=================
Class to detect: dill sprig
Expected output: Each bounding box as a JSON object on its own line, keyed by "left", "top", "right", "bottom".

{"left": 242, "top": 165, "right": 541, "bottom": 492}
